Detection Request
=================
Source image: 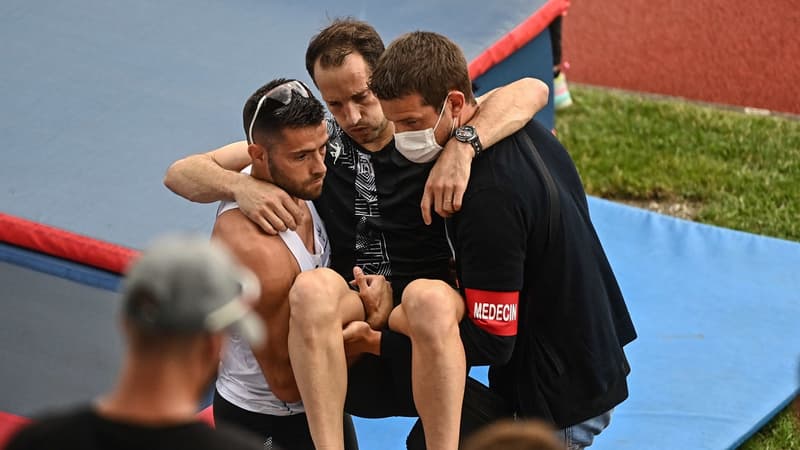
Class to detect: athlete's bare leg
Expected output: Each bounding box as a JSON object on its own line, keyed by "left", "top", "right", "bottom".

{"left": 288, "top": 268, "right": 366, "bottom": 450}
{"left": 390, "top": 279, "right": 466, "bottom": 450}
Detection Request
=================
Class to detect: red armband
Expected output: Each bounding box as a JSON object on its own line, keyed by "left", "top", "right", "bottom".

{"left": 465, "top": 288, "right": 519, "bottom": 336}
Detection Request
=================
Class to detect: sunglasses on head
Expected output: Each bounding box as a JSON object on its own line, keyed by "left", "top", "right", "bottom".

{"left": 248, "top": 80, "right": 310, "bottom": 144}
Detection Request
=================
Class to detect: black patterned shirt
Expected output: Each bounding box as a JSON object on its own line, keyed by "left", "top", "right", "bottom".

{"left": 314, "top": 119, "right": 453, "bottom": 303}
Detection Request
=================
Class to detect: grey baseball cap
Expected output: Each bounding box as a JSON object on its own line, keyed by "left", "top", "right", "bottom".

{"left": 122, "top": 235, "right": 265, "bottom": 347}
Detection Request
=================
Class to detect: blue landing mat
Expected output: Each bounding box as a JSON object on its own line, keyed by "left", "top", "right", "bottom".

{"left": 0, "top": 260, "right": 123, "bottom": 416}
{"left": 351, "top": 198, "right": 800, "bottom": 450}
{"left": 587, "top": 198, "right": 800, "bottom": 450}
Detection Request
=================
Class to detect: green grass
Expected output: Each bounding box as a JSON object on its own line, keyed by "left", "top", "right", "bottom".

{"left": 557, "top": 86, "right": 800, "bottom": 241}
{"left": 556, "top": 85, "right": 800, "bottom": 449}
{"left": 740, "top": 401, "right": 800, "bottom": 450}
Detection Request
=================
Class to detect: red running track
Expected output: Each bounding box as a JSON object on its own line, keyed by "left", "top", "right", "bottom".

{"left": 563, "top": 0, "right": 800, "bottom": 114}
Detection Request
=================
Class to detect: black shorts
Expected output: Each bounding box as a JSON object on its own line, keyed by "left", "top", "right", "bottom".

{"left": 344, "top": 329, "right": 513, "bottom": 447}
{"left": 345, "top": 352, "right": 418, "bottom": 418}
{"left": 346, "top": 350, "right": 512, "bottom": 450}
{"left": 213, "top": 389, "right": 359, "bottom": 450}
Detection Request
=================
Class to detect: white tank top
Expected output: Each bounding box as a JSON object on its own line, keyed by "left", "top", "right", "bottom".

{"left": 214, "top": 187, "right": 330, "bottom": 416}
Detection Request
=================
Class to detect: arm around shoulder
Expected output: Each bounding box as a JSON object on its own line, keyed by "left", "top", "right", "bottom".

{"left": 165, "top": 141, "right": 303, "bottom": 234}
{"left": 163, "top": 141, "right": 251, "bottom": 203}
{"left": 471, "top": 77, "right": 549, "bottom": 148}
{"left": 421, "top": 78, "right": 549, "bottom": 222}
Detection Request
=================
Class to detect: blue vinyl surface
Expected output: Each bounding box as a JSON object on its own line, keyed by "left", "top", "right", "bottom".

{"left": 0, "top": 259, "right": 123, "bottom": 416}
{"left": 585, "top": 198, "right": 800, "bottom": 450}
{"left": 0, "top": 243, "right": 122, "bottom": 292}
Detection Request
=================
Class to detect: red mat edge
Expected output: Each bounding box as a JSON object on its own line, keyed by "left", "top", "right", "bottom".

{"left": 468, "top": 0, "right": 569, "bottom": 80}
{"left": 0, "top": 212, "right": 139, "bottom": 274}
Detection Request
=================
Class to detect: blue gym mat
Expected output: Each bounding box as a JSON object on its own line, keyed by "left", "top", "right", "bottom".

{"left": 587, "top": 198, "right": 800, "bottom": 450}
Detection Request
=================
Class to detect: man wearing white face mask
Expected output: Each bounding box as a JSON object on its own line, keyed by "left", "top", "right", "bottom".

{"left": 371, "top": 31, "right": 636, "bottom": 450}
{"left": 393, "top": 96, "right": 453, "bottom": 163}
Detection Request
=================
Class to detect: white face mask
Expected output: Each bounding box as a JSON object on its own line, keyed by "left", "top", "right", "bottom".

{"left": 394, "top": 98, "right": 450, "bottom": 163}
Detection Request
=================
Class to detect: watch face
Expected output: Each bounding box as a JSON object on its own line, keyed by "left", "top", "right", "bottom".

{"left": 455, "top": 126, "right": 475, "bottom": 141}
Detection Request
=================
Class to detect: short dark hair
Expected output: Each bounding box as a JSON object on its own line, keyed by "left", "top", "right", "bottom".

{"left": 370, "top": 31, "right": 475, "bottom": 111}
{"left": 242, "top": 78, "right": 325, "bottom": 145}
{"left": 305, "top": 18, "right": 385, "bottom": 84}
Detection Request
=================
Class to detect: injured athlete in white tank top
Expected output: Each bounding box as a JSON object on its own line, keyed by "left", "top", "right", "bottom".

{"left": 214, "top": 167, "right": 330, "bottom": 416}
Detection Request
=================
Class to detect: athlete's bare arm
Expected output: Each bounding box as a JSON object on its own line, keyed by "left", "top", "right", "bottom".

{"left": 165, "top": 142, "right": 303, "bottom": 235}
{"left": 472, "top": 77, "right": 549, "bottom": 147}
{"left": 421, "top": 77, "right": 549, "bottom": 224}
{"left": 212, "top": 208, "right": 305, "bottom": 402}
{"left": 165, "top": 142, "right": 250, "bottom": 203}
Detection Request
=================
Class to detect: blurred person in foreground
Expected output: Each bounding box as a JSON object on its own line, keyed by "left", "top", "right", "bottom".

{"left": 5, "top": 235, "right": 267, "bottom": 450}
{"left": 461, "top": 419, "right": 563, "bottom": 450}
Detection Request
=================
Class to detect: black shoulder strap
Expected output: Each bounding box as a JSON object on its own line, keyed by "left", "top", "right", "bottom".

{"left": 517, "top": 130, "right": 561, "bottom": 248}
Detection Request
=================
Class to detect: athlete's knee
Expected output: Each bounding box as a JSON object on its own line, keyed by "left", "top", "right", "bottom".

{"left": 289, "top": 268, "right": 344, "bottom": 327}
{"left": 401, "top": 279, "right": 460, "bottom": 339}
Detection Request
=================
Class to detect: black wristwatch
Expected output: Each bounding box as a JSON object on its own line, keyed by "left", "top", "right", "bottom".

{"left": 454, "top": 125, "right": 483, "bottom": 158}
